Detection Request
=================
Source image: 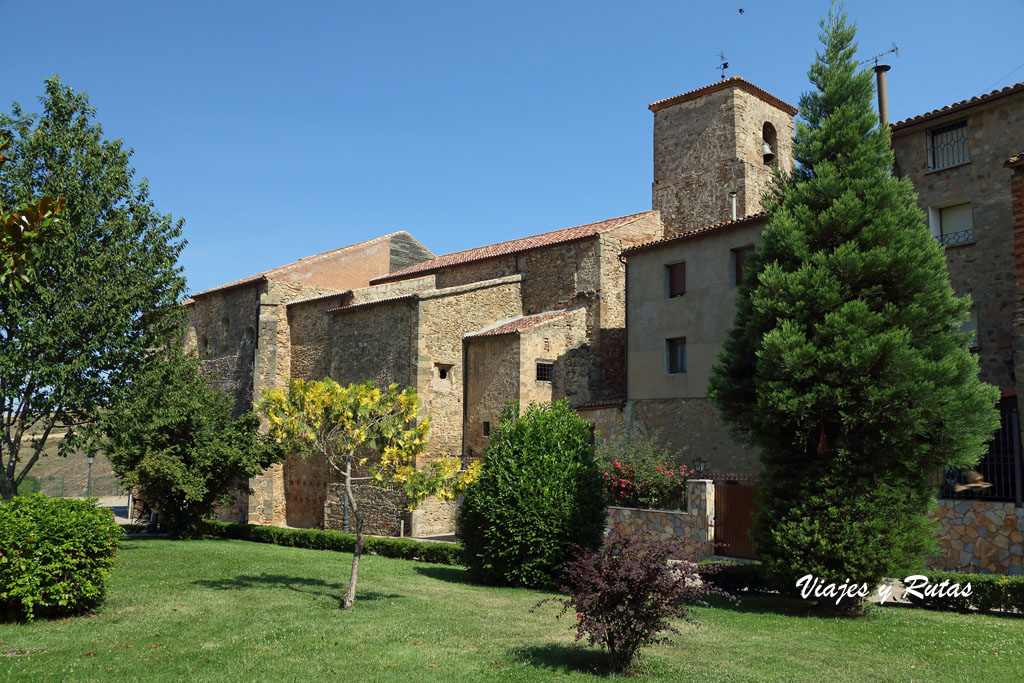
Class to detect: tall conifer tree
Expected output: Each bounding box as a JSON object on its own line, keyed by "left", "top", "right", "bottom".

{"left": 708, "top": 5, "right": 999, "bottom": 594}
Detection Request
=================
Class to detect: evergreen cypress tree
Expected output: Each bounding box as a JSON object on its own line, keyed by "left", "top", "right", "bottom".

{"left": 708, "top": 5, "right": 1000, "bottom": 596}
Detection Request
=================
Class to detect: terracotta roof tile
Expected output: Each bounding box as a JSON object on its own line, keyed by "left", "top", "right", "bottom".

{"left": 287, "top": 290, "right": 353, "bottom": 308}
{"left": 464, "top": 309, "right": 578, "bottom": 339}
{"left": 326, "top": 293, "right": 418, "bottom": 314}
{"left": 370, "top": 211, "right": 658, "bottom": 285}
{"left": 649, "top": 76, "right": 798, "bottom": 115}
{"left": 190, "top": 232, "right": 412, "bottom": 299}
{"left": 1006, "top": 152, "right": 1024, "bottom": 168}
{"left": 621, "top": 212, "right": 768, "bottom": 258}
{"left": 891, "top": 82, "right": 1024, "bottom": 130}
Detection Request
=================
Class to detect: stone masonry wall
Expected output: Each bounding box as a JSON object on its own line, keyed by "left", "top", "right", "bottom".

{"left": 325, "top": 483, "right": 408, "bottom": 537}
{"left": 520, "top": 307, "right": 589, "bottom": 406}
{"left": 892, "top": 93, "right": 1024, "bottom": 395}
{"left": 187, "top": 284, "right": 262, "bottom": 417}
{"left": 606, "top": 479, "right": 715, "bottom": 556}
{"left": 629, "top": 398, "right": 761, "bottom": 474}
{"left": 597, "top": 214, "right": 664, "bottom": 396}
{"left": 464, "top": 334, "right": 519, "bottom": 459}
{"left": 327, "top": 298, "right": 418, "bottom": 388}
{"left": 733, "top": 88, "right": 795, "bottom": 217}
{"left": 415, "top": 277, "right": 523, "bottom": 461}
{"left": 929, "top": 500, "right": 1024, "bottom": 575}
{"left": 652, "top": 85, "right": 794, "bottom": 237}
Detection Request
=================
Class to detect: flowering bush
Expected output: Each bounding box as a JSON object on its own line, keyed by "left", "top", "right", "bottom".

{"left": 535, "top": 526, "right": 732, "bottom": 673}
{"left": 596, "top": 422, "right": 691, "bottom": 510}
{"left": 603, "top": 460, "right": 693, "bottom": 510}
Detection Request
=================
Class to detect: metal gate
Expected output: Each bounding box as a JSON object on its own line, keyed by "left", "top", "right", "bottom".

{"left": 714, "top": 483, "right": 758, "bottom": 559}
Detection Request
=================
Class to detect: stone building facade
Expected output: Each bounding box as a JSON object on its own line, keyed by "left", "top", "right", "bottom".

{"left": 280, "top": 211, "right": 663, "bottom": 532}
{"left": 184, "top": 231, "right": 435, "bottom": 523}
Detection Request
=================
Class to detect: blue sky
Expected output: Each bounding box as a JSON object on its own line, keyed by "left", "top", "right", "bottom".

{"left": 7, "top": 1, "right": 1023, "bottom": 295}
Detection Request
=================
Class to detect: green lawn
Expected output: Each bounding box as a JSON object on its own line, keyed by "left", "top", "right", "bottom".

{"left": 1, "top": 538, "right": 1021, "bottom": 681}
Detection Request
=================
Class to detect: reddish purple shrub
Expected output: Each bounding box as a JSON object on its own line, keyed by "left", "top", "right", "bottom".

{"left": 535, "top": 526, "right": 733, "bottom": 673}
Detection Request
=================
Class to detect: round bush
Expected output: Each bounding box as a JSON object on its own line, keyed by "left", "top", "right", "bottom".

{"left": 0, "top": 494, "right": 122, "bottom": 621}
{"left": 457, "top": 400, "right": 606, "bottom": 587}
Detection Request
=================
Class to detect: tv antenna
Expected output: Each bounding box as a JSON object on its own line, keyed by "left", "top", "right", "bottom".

{"left": 717, "top": 51, "right": 730, "bottom": 80}
{"left": 860, "top": 43, "right": 899, "bottom": 67}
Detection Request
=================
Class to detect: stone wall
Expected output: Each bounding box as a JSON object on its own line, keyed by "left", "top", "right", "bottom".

{"left": 326, "top": 297, "right": 419, "bottom": 388}
{"left": 605, "top": 479, "right": 715, "bottom": 556}
{"left": 325, "top": 483, "right": 408, "bottom": 537}
{"left": 414, "top": 277, "right": 523, "bottom": 461}
{"left": 891, "top": 91, "right": 1024, "bottom": 397}
{"left": 629, "top": 398, "right": 760, "bottom": 475}
{"left": 187, "top": 284, "right": 262, "bottom": 416}
{"left": 464, "top": 334, "right": 519, "bottom": 459}
{"left": 652, "top": 83, "right": 795, "bottom": 236}
{"left": 576, "top": 402, "right": 625, "bottom": 442}
{"left": 409, "top": 496, "right": 458, "bottom": 537}
{"left": 521, "top": 307, "right": 589, "bottom": 406}
{"left": 929, "top": 500, "right": 1024, "bottom": 575}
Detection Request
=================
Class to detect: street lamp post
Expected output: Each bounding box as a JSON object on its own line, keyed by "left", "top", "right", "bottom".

{"left": 86, "top": 453, "right": 95, "bottom": 498}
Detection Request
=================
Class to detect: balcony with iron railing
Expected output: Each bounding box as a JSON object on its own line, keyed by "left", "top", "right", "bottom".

{"left": 935, "top": 229, "right": 975, "bottom": 247}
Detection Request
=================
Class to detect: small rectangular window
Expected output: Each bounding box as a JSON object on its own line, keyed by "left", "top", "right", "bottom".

{"left": 483, "top": 421, "right": 491, "bottom": 436}
{"left": 666, "top": 262, "right": 686, "bottom": 298}
{"left": 666, "top": 337, "right": 686, "bottom": 374}
{"left": 732, "top": 246, "right": 754, "bottom": 286}
{"left": 927, "top": 119, "right": 969, "bottom": 170}
{"left": 536, "top": 362, "right": 553, "bottom": 382}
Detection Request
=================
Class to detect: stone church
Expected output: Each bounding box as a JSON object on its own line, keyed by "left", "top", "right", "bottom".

{"left": 186, "top": 76, "right": 799, "bottom": 533}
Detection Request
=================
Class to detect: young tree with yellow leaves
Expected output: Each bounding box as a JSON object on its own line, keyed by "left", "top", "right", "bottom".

{"left": 257, "top": 378, "right": 478, "bottom": 610}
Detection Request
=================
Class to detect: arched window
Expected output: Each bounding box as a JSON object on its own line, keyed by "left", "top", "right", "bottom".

{"left": 762, "top": 122, "right": 778, "bottom": 166}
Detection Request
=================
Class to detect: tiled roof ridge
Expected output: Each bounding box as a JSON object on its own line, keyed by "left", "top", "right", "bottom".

{"left": 286, "top": 290, "right": 353, "bottom": 308}
{"left": 649, "top": 76, "right": 798, "bottom": 115}
{"left": 891, "top": 82, "right": 1024, "bottom": 130}
{"left": 574, "top": 398, "right": 625, "bottom": 410}
{"left": 621, "top": 211, "right": 768, "bottom": 257}
{"left": 464, "top": 307, "right": 582, "bottom": 339}
{"left": 326, "top": 293, "right": 418, "bottom": 314}
{"left": 190, "top": 231, "right": 413, "bottom": 299}
{"left": 370, "top": 211, "right": 658, "bottom": 285}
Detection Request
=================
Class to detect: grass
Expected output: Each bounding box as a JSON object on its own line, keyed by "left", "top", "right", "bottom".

{"left": 2, "top": 538, "right": 1022, "bottom": 681}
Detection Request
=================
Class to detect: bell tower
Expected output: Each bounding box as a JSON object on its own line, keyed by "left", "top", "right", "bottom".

{"left": 651, "top": 76, "right": 797, "bottom": 237}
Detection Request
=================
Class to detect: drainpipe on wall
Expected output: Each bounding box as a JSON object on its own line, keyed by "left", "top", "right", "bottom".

{"left": 729, "top": 191, "right": 737, "bottom": 221}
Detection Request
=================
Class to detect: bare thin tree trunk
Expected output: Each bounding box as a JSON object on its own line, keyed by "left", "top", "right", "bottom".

{"left": 342, "top": 451, "right": 364, "bottom": 610}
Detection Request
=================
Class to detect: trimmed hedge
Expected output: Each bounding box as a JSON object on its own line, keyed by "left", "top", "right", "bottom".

{"left": 904, "top": 570, "right": 1024, "bottom": 614}
{"left": 201, "top": 521, "right": 463, "bottom": 566}
{"left": 1, "top": 495, "right": 122, "bottom": 621}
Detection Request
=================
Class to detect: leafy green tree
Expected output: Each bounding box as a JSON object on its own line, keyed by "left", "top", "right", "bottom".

{"left": 258, "top": 379, "right": 477, "bottom": 610}
{"left": 100, "top": 347, "right": 283, "bottom": 538}
{"left": 0, "top": 137, "right": 65, "bottom": 290}
{"left": 708, "top": 5, "right": 1000, "bottom": 598}
{"left": 457, "top": 400, "right": 606, "bottom": 588}
{"left": 0, "top": 77, "right": 186, "bottom": 500}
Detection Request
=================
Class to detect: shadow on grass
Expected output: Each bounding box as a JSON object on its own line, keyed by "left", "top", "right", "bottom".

{"left": 194, "top": 574, "right": 400, "bottom": 608}
{"left": 412, "top": 566, "right": 472, "bottom": 585}
{"left": 510, "top": 643, "right": 611, "bottom": 677}
{"left": 699, "top": 593, "right": 866, "bottom": 618}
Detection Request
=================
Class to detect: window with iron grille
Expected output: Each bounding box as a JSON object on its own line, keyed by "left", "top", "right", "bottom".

{"left": 666, "top": 262, "right": 686, "bottom": 298}
{"left": 929, "top": 201, "right": 974, "bottom": 247}
{"left": 939, "top": 398, "right": 1023, "bottom": 503}
{"left": 927, "top": 119, "right": 969, "bottom": 171}
{"left": 536, "top": 362, "right": 553, "bottom": 382}
{"left": 666, "top": 337, "right": 686, "bottom": 374}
